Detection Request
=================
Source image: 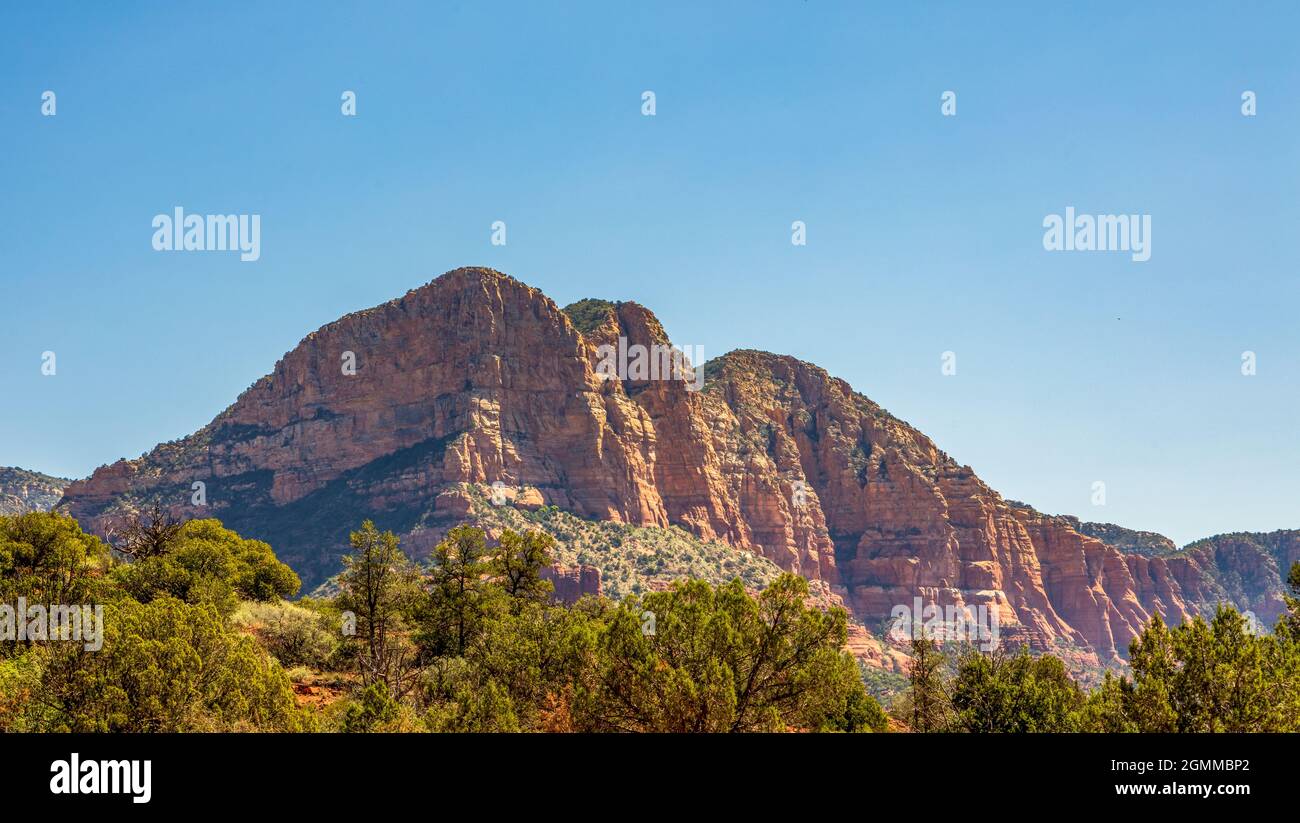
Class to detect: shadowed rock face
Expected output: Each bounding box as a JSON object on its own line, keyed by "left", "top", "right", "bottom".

{"left": 57, "top": 267, "right": 1292, "bottom": 666}
{"left": 541, "top": 564, "right": 603, "bottom": 605}
{"left": 0, "top": 468, "right": 70, "bottom": 515}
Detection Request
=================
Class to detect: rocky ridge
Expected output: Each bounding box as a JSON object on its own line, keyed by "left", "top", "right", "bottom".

{"left": 57, "top": 267, "right": 1293, "bottom": 670}
{"left": 0, "top": 467, "right": 70, "bottom": 515}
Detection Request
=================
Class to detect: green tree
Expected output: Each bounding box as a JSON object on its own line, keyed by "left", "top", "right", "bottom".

{"left": 341, "top": 681, "right": 401, "bottom": 732}
{"left": 25, "top": 596, "right": 307, "bottom": 732}
{"left": 1271, "top": 564, "right": 1300, "bottom": 724}
{"left": 458, "top": 599, "right": 600, "bottom": 731}
{"left": 1102, "top": 606, "right": 1297, "bottom": 732}
{"left": 904, "top": 633, "right": 948, "bottom": 732}
{"left": 423, "top": 525, "right": 502, "bottom": 657}
{"left": 1078, "top": 671, "right": 1139, "bottom": 733}
{"left": 1277, "top": 561, "right": 1300, "bottom": 640}
{"left": 494, "top": 529, "right": 556, "bottom": 607}
{"left": 337, "top": 521, "right": 422, "bottom": 697}
{"left": 948, "top": 646, "right": 1083, "bottom": 733}
{"left": 574, "top": 574, "right": 880, "bottom": 732}
{"left": 0, "top": 512, "right": 109, "bottom": 607}
{"left": 420, "top": 659, "right": 521, "bottom": 733}
{"left": 111, "top": 518, "right": 299, "bottom": 613}
{"left": 1160, "top": 608, "right": 1275, "bottom": 732}
{"left": 1125, "top": 612, "right": 1179, "bottom": 731}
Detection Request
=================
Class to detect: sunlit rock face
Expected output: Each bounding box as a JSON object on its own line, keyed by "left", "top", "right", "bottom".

{"left": 59, "top": 267, "right": 1291, "bottom": 667}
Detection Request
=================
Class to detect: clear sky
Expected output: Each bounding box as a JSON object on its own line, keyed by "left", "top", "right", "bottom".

{"left": 2, "top": 1, "right": 1297, "bottom": 545}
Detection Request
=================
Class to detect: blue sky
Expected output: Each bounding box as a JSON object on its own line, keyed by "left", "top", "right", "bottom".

{"left": 2, "top": 1, "right": 1297, "bottom": 545}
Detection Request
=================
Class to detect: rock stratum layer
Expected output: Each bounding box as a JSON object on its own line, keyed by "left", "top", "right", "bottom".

{"left": 58, "top": 268, "right": 1293, "bottom": 669}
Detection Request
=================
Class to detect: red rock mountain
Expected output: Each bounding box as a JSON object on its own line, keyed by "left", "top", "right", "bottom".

{"left": 58, "top": 268, "right": 1292, "bottom": 668}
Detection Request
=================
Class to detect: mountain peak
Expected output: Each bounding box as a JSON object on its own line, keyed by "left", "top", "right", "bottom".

{"left": 56, "top": 269, "right": 1293, "bottom": 671}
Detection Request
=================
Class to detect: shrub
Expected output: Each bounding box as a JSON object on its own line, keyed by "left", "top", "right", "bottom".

{"left": 232, "top": 600, "right": 339, "bottom": 669}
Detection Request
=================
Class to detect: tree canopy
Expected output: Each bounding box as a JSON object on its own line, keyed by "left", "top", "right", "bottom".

{"left": 8, "top": 508, "right": 1297, "bottom": 735}
{"left": 0, "top": 511, "right": 307, "bottom": 732}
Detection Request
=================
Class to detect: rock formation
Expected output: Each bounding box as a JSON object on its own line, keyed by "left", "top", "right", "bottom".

{"left": 0, "top": 467, "right": 70, "bottom": 515}
{"left": 57, "top": 267, "right": 1295, "bottom": 669}
{"left": 541, "top": 564, "right": 603, "bottom": 604}
{"left": 1077, "top": 520, "right": 1300, "bottom": 629}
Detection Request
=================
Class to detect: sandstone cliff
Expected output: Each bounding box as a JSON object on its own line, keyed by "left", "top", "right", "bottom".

{"left": 1075, "top": 519, "right": 1300, "bottom": 628}
{"left": 57, "top": 267, "right": 1291, "bottom": 668}
{"left": 541, "top": 564, "right": 603, "bottom": 604}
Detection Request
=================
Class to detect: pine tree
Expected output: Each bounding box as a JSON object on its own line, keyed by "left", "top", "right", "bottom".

{"left": 338, "top": 520, "right": 421, "bottom": 696}
{"left": 907, "top": 632, "right": 947, "bottom": 732}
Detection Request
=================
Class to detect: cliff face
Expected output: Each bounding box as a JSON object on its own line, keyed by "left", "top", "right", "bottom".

{"left": 0, "top": 468, "right": 70, "bottom": 515}
{"left": 58, "top": 268, "right": 1291, "bottom": 666}
{"left": 1055, "top": 520, "right": 1300, "bottom": 632}
{"left": 541, "top": 565, "right": 603, "bottom": 605}
{"left": 1180, "top": 532, "right": 1300, "bottom": 626}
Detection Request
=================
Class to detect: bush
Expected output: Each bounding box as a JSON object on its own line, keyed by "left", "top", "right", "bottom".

{"left": 35, "top": 596, "right": 311, "bottom": 732}
{"left": 232, "top": 600, "right": 339, "bottom": 669}
{"left": 112, "top": 519, "right": 300, "bottom": 614}
{"left": 0, "top": 512, "right": 109, "bottom": 605}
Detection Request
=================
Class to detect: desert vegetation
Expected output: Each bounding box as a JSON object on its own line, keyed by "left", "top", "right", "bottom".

{"left": 3, "top": 507, "right": 1297, "bottom": 733}
{"left": 0, "top": 510, "right": 882, "bottom": 732}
